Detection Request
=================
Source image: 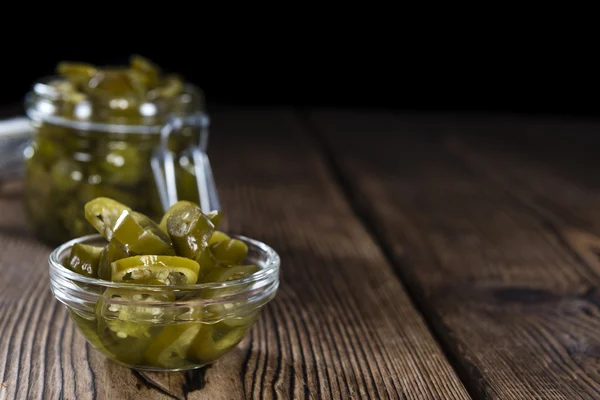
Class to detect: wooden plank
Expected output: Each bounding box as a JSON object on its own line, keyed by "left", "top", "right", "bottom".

{"left": 0, "top": 109, "right": 470, "bottom": 399}
{"left": 308, "top": 110, "right": 600, "bottom": 400}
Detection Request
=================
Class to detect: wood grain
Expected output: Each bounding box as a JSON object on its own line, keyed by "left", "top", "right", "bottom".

{"left": 308, "top": 110, "right": 600, "bottom": 399}
{"left": 0, "top": 109, "right": 470, "bottom": 399}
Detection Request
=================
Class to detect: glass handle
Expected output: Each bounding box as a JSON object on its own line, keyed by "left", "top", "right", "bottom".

{"left": 151, "top": 113, "right": 219, "bottom": 214}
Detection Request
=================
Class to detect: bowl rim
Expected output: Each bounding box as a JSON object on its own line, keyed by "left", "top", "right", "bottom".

{"left": 49, "top": 233, "right": 280, "bottom": 291}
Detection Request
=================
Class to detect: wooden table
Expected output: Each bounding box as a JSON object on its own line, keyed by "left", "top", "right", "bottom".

{"left": 2, "top": 109, "right": 600, "bottom": 399}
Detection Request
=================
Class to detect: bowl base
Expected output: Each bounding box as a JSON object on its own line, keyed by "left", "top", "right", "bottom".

{"left": 104, "top": 356, "right": 213, "bottom": 373}
{"left": 130, "top": 363, "right": 210, "bottom": 372}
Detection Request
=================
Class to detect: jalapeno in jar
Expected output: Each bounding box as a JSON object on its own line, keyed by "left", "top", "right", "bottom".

{"left": 24, "top": 56, "right": 207, "bottom": 246}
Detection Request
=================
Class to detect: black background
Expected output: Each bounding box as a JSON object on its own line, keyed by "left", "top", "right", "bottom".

{"left": 0, "top": 38, "right": 598, "bottom": 119}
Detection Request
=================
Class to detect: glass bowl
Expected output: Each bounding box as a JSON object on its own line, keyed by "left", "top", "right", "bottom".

{"left": 49, "top": 233, "right": 280, "bottom": 371}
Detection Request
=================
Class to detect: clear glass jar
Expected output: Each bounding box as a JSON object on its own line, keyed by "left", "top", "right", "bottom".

{"left": 49, "top": 233, "right": 280, "bottom": 371}
{"left": 23, "top": 73, "right": 209, "bottom": 246}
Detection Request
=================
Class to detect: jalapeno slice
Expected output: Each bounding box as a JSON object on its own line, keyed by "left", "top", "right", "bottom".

{"left": 196, "top": 246, "right": 218, "bottom": 272}
{"left": 188, "top": 324, "right": 248, "bottom": 364}
{"left": 67, "top": 243, "right": 103, "bottom": 278}
{"left": 130, "top": 54, "right": 160, "bottom": 88}
{"left": 57, "top": 62, "right": 97, "bottom": 86}
{"left": 158, "top": 200, "right": 198, "bottom": 233}
{"left": 112, "top": 211, "right": 175, "bottom": 256}
{"left": 210, "top": 239, "right": 248, "bottom": 265}
{"left": 199, "top": 265, "right": 260, "bottom": 295}
{"left": 98, "top": 142, "right": 144, "bottom": 186}
{"left": 97, "top": 238, "right": 131, "bottom": 281}
{"left": 218, "top": 310, "right": 261, "bottom": 328}
{"left": 205, "top": 210, "right": 223, "bottom": 229}
{"left": 68, "top": 309, "right": 115, "bottom": 357}
{"left": 84, "top": 197, "right": 132, "bottom": 241}
{"left": 208, "top": 265, "right": 259, "bottom": 282}
{"left": 144, "top": 322, "right": 203, "bottom": 369}
{"left": 166, "top": 203, "right": 214, "bottom": 259}
{"left": 95, "top": 288, "right": 171, "bottom": 365}
{"left": 151, "top": 75, "right": 183, "bottom": 99}
{"left": 111, "top": 255, "right": 200, "bottom": 285}
{"left": 208, "top": 230, "right": 230, "bottom": 245}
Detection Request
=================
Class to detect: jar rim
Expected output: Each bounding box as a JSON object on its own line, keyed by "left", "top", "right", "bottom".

{"left": 49, "top": 233, "right": 281, "bottom": 292}
{"left": 25, "top": 75, "right": 207, "bottom": 135}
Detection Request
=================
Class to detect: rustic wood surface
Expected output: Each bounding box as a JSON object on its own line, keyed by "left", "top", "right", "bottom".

{"left": 4, "top": 108, "right": 600, "bottom": 399}
{"left": 0, "top": 109, "right": 471, "bottom": 400}
{"left": 307, "top": 111, "right": 600, "bottom": 399}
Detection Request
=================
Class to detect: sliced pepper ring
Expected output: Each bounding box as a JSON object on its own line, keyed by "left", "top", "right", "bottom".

{"left": 67, "top": 243, "right": 103, "bottom": 278}
{"left": 201, "top": 265, "right": 260, "bottom": 300}
{"left": 209, "top": 238, "right": 248, "bottom": 265}
{"left": 203, "top": 264, "right": 259, "bottom": 284}
{"left": 84, "top": 197, "right": 132, "bottom": 241}
{"left": 95, "top": 287, "right": 170, "bottom": 364}
{"left": 159, "top": 200, "right": 198, "bottom": 233}
{"left": 188, "top": 325, "right": 248, "bottom": 363}
{"left": 111, "top": 255, "right": 201, "bottom": 285}
{"left": 112, "top": 211, "right": 175, "bottom": 256}
{"left": 166, "top": 203, "right": 214, "bottom": 259}
{"left": 143, "top": 322, "right": 204, "bottom": 369}
{"left": 97, "top": 238, "right": 131, "bottom": 281}
{"left": 205, "top": 210, "right": 223, "bottom": 229}
{"left": 208, "top": 230, "right": 230, "bottom": 245}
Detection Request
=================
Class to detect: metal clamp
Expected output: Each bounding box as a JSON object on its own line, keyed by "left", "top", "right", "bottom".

{"left": 151, "top": 113, "right": 220, "bottom": 214}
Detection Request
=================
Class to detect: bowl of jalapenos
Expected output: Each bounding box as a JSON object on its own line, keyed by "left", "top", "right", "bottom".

{"left": 48, "top": 197, "right": 280, "bottom": 371}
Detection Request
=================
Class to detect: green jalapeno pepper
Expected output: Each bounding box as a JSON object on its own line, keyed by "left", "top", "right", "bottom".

{"left": 97, "top": 238, "right": 131, "bottom": 281}
{"left": 209, "top": 239, "right": 248, "bottom": 265}
{"left": 112, "top": 211, "right": 175, "bottom": 255}
{"left": 188, "top": 324, "right": 248, "bottom": 364}
{"left": 85, "top": 197, "right": 174, "bottom": 255}
{"left": 202, "top": 264, "right": 259, "bottom": 284}
{"left": 205, "top": 210, "right": 223, "bottom": 229}
{"left": 111, "top": 255, "right": 200, "bottom": 285}
{"left": 67, "top": 243, "right": 103, "bottom": 278}
{"left": 208, "top": 230, "right": 230, "bottom": 245}
{"left": 84, "top": 197, "right": 132, "bottom": 241}
{"left": 158, "top": 200, "right": 198, "bottom": 233}
{"left": 166, "top": 203, "right": 214, "bottom": 259}
{"left": 144, "top": 323, "right": 203, "bottom": 369}
{"left": 95, "top": 287, "right": 173, "bottom": 365}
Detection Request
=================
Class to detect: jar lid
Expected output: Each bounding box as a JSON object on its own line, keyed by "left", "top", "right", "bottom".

{"left": 25, "top": 56, "right": 205, "bottom": 134}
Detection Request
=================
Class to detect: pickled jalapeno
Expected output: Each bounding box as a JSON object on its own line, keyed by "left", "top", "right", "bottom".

{"left": 24, "top": 56, "right": 208, "bottom": 246}
{"left": 165, "top": 202, "right": 214, "bottom": 259}
{"left": 111, "top": 255, "right": 200, "bottom": 285}
{"left": 67, "top": 243, "right": 103, "bottom": 278}
{"left": 63, "top": 197, "right": 267, "bottom": 370}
